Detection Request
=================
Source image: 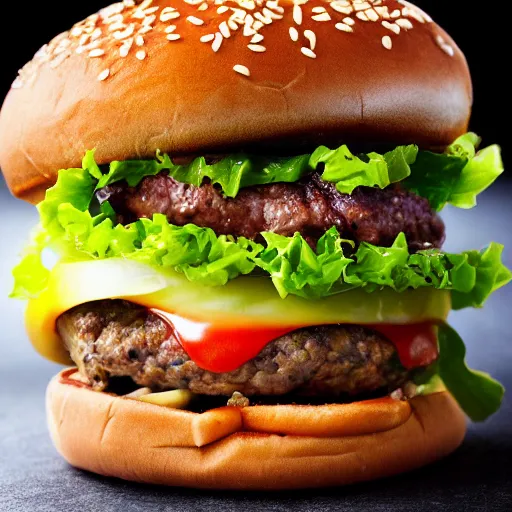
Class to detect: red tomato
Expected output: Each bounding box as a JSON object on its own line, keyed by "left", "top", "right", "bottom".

{"left": 151, "top": 309, "right": 438, "bottom": 373}
{"left": 370, "top": 323, "right": 439, "bottom": 369}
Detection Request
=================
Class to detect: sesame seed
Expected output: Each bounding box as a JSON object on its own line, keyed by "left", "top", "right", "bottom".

{"left": 250, "top": 33, "right": 264, "bottom": 43}
{"left": 50, "top": 52, "right": 70, "bottom": 68}
{"left": 382, "top": 21, "right": 400, "bottom": 35}
{"left": 119, "top": 45, "right": 130, "bottom": 57}
{"left": 11, "top": 77, "right": 23, "bottom": 89}
{"left": 231, "top": 10, "right": 247, "bottom": 23}
{"left": 228, "top": 20, "right": 238, "bottom": 31}
{"left": 144, "top": 6, "right": 159, "bottom": 15}
{"left": 335, "top": 22, "right": 353, "bottom": 33}
{"left": 138, "top": 0, "right": 153, "bottom": 10}
{"left": 165, "top": 25, "right": 177, "bottom": 33}
{"left": 212, "top": 32, "right": 223, "bottom": 52}
{"left": 441, "top": 44, "right": 454, "bottom": 57}
{"left": 198, "top": 3, "right": 208, "bottom": 11}
{"left": 138, "top": 25, "right": 153, "bottom": 34}
{"left": 365, "top": 9, "right": 379, "bottom": 22}
{"left": 233, "top": 64, "right": 250, "bottom": 77}
{"left": 88, "top": 48, "right": 105, "bottom": 58}
{"left": 395, "top": 18, "right": 413, "bottom": 30}
{"left": 136, "top": 35, "right": 144, "bottom": 46}
{"left": 343, "top": 17, "right": 355, "bottom": 26}
{"left": 200, "top": 33, "right": 215, "bottom": 43}
{"left": 304, "top": 29, "right": 316, "bottom": 50}
{"left": 166, "top": 33, "right": 181, "bottom": 41}
{"left": 97, "top": 69, "right": 110, "bottom": 81}
{"left": 293, "top": 4, "right": 302, "bottom": 25}
{"left": 390, "top": 9, "right": 401, "bottom": 18}
{"left": 248, "top": 44, "right": 266, "bottom": 52}
{"left": 330, "top": 3, "right": 352, "bottom": 15}
{"left": 252, "top": 20, "right": 264, "bottom": 31}
{"left": 142, "top": 15, "right": 156, "bottom": 26}
{"left": 219, "top": 21, "right": 231, "bottom": 38}
{"left": 353, "top": 1, "right": 371, "bottom": 11}
{"left": 356, "top": 12, "right": 369, "bottom": 21}
{"left": 160, "top": 6, "right": 176, "bottom": 16}
{"left": 263, "top": 7, "right": 282, "bottom": 20}
{"left": 301, "top": 47, "right": 316, "bottom": 59}
{"left": 400, "top": 0, "right": 432, "bottom": 22}
{"left": 312, "top": 6, "right": 326, "bottom": 14}
{"left": 91, "top": 28, "right": 103, "bottom": 40}
{"left": 289, "top": 26, "right": 299, "bottom": 42}
{"left": 113, "top": 25, "right": 135, "bottom": 40}
{"left": 254, "top": 12, "right": 272, "bottom": 25}
{"left": 160, "top": 11, "right": 180, "bottom": 21}
{"left": 312, "top": 13, "right": 331, "bottom": 22}
{"left": 136, "top": 50, "right": 146, "bottom": 60}
{"left": 402, "top": 6, "right": 424, "bottom": 24}
{"left": 243, "top": 14, "right": 255, "bottom": 36}
{"left": 382, "top": 35, "right": 392, "bottom": 50}
{"left": 266, "top": 0, "right": 283, "bottom": 12}
{"left": 375, "top": 6, "right": 390, "bottom": 19}
{"left": 106, "top": 14, "right": 124, "bottom": 25}
{"left": 217, "top": 6, "right": 229, "bottom": 14}
{"left": 187, "top": 15, "right": 204, "bottom": 26}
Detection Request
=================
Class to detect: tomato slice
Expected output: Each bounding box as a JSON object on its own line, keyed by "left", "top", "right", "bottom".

{"left": 370, "top": 323, "right": 439, "bottom": 369}
{"left": 151, "top": 309, "right": 295, "bottom": 373}
{"left": 152, "top": 309, "right": 438, "bottom": 373}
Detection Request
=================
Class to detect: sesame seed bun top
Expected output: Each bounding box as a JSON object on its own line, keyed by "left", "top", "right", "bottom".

{"left": 0, "top": 0, "right": 472, "bottom": 203}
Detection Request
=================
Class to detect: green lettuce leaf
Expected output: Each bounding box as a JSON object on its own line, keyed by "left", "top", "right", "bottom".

{"left": 253, "top": 229, "right": 511, "bottom": 302}
{"left": 436, "top": 323, "right": 504, "bottom": 421}
{"left": 11, "top": 135, "right": 510, "bottom": 302}
{"left": 404, "top": 133, "right": 504, "bottom": 211}
{"left": 96, "top": 151, "right": 311, "bottom": 197}
{"left": 83, "top": 133, "right": 503, "bottom": 210}
{"left": 310, "top": 144, "right": 418, "bottom": 194}
{"left": 12, "top": 162, "right": 511, "bottom": 304}
{"left": 10, "top": 227, "right": 51, "bottom": 299}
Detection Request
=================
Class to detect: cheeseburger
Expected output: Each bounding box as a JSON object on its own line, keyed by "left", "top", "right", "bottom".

{"left": 1, "top": 0, "right": 509, "bottom": 490}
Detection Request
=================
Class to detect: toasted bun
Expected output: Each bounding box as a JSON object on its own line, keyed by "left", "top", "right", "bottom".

{"left": 47, "top": 369, "right": 466, "bottom": 490}
{"left": 0, "top": 0, "right": 471, "bottom": 203}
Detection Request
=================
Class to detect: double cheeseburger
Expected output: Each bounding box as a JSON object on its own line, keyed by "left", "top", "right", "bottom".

{"left": 1, "top": 0, "right": 510, "bottom": 490}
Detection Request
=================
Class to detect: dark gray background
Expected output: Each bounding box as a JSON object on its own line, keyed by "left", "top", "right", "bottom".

{"left": 1, "top": 177, "right": 512, "bottom": 511}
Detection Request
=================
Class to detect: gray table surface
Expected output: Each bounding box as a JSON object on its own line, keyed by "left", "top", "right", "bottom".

{"left": 1, "top": 177, "right": 511, "bottom": 511}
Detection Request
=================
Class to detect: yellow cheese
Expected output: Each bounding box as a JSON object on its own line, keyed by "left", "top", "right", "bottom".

{"left": 25, "top": 259, "right": 451, "bottom": 364}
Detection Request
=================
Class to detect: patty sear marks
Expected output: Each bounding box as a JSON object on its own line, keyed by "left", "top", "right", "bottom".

{"left": 57, "top": 300, "right": 410, "bottom": 397}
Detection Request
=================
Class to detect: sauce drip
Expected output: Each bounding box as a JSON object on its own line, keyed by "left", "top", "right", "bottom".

{"left": 151, "top": 309, "right": 438, "bottom": 373}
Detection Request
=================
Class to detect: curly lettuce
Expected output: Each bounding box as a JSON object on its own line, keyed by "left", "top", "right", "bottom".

{"left": 81, "top": 133, "right": 502, "bottom": 210}
{"left": 10, "top": 161, "right": 511, "bottom": 305}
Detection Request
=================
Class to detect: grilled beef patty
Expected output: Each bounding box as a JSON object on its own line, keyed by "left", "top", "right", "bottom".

{"left": 57, "top": 300, "right": 410, "bottom": 396}
{"left": 97, "top": 173, "right": 445, "bottom": 251}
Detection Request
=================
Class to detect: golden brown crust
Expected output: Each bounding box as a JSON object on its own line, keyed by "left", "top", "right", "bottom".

{"left": 0, "top": 0, "right": 471, "bottom": 203}
{"left": 47, "top": 369, "right": 466, "bottom": 489}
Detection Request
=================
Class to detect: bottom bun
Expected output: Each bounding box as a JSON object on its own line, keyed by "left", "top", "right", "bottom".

{"left": 47, "top": 369, "right": 466, "bottom": 490}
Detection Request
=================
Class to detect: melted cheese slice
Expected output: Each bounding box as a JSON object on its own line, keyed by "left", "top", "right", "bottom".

{"left": 25, "top": 259, "right": 451, "bottom": 364}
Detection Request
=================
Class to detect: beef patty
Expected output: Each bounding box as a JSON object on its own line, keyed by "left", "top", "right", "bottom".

{"left": 57, "top": 300, "right": 410, "bottom": 397}
{"left": 97, "top": 173, "right": 445, "bottom": 251}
